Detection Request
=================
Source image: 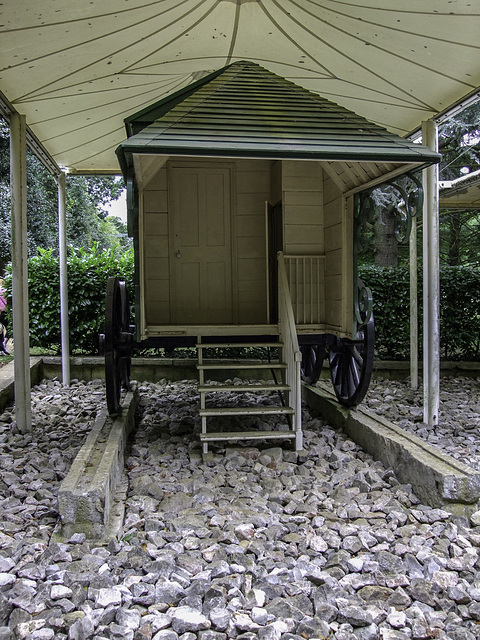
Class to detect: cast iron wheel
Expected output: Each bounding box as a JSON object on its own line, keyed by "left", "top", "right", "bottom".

{"left": 328, "top": 315, "right": 374, "bottom": 407}
{"left": 300, "top": 344, "right": 324, "bottom": 385}
{"left": 103, "top": 277, "right": 134, "bottom": 416}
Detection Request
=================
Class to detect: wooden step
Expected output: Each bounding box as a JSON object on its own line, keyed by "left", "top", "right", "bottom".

{"left": 199, "top": 384, "right": 290, "bottom": 393}
{"left": 199, "top": 406, "right": 294, "bottom": 417}
{"left": 196, "top": 342, "right": 283, "bottom": 349}
{"left": 198, "top": 363, "right": 286, "bottom": 371}
{"left": 200, "top": 430, "right": 297, "bottom": 443}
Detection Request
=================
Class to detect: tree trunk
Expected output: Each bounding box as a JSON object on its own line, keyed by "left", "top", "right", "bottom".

{"left": 448, "top": 213, "right": 461, "bottom": 266}
{"left": 374, "top": 205, "right": 398, "bottom": 267}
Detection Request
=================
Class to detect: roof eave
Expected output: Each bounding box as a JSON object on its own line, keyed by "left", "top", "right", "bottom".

{"left": 117, "top": 142, "right": 440, "bottom": 166}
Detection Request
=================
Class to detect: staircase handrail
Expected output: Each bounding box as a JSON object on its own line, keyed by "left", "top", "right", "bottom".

{"left": 277, "top": 251, "right": 302, "bottom": 450}
{"left": 277, "top": 251, "right": 301, "bottom": 354}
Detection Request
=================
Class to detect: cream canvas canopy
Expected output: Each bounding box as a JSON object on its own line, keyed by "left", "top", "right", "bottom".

{"left": 1, "top": 0, "right": 479, "bottom": 174}
{"left": 440, "top": 170, "right": 480, "bottom": 210}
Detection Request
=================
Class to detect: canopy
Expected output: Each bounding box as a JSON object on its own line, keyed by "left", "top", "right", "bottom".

{"left": 440, "top": 170, "right": 480, "bottom": 209}
{"left": 1, "top": 0, "right": 479, "bottom": 173}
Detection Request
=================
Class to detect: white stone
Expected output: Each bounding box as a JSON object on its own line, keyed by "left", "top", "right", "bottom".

{"left": 95, "top": 587, "right": 123, "bottom": 608}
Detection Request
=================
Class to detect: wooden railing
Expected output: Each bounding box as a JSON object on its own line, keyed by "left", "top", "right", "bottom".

{"left": 277, "top": 251, "right": 302, "bottom": 450}
{"left": 283, "top": 254, "right": 325, "bottom": 325}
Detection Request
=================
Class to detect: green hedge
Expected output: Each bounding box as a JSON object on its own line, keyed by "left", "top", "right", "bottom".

{"left": 3, "top": 246, "right": 134, "bottom": 354}
{"left": 359, "top": 264, "right": 480, "bottom": 361}
{"left": 3, "top": 250, "right": 480, "bottom": 360}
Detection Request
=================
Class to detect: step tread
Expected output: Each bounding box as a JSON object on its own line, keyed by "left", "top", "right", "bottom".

{"left": 199, "top": 384, "right": 290, "bottom": 393}
{"left": 200, "top": 406, "right": 294, "bottom": 417}
{"left": 198, "top": 363, "right": 287, "bottom": 370}
{"left": 200, "top": 430, "right": 297, "bottom": 442}
{"left": 196, "top": 342, "right": 283, "bottom": 349}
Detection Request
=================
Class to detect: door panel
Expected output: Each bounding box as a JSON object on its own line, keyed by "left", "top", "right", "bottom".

{"left": 170, "top": 166, "right": 233, "bottom": 324}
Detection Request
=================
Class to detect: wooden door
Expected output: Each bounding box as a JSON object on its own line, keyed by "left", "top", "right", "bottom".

{"left": 266, "top": 200, "right": 283, "bottom": 323}
{"left": 170, "top": 166, "right": 233, "bottom": 324}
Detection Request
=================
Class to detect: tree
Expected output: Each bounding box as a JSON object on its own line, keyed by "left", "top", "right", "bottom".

{"left": 436, "top": 102, "right": 480, "bottom": 266}
{"left": 0, "top": 116, "right": 129, "bottom": 270}
{"left": 438, "top": 101, "right": 480, "bottom": 180}
{"left": 360, "top": 101, "right": 480, "bottom": 269}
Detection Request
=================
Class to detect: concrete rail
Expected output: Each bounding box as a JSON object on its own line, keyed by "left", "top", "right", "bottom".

{"left": 55, "top": 389, "right": 138, "bottom": 542}
{"left": 303, "top": 382, "right": 480, "bottom": 517}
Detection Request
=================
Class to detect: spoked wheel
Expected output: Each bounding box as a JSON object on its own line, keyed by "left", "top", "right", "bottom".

{"left": 102, "top": 277, "right": 134, "bottom": 416}
{"left": 300, "top": 344, "right": 325, "bottom": 385}
{"left": 329, "top": 315, "right": 374, "bottom": 407}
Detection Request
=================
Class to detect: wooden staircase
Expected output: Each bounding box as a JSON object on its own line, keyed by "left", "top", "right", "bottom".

{"left": 197, "top": 338, "right": 302, "bottom": 454}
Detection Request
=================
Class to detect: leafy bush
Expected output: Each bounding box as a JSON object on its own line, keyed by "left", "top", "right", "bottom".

{"left": 3, "top": 253, "right": 480, "bottom": 360}
{"left": 439, "top": 267, "right": 480, "bottom": 360}
{"left": 358, "top": 265, "right": 413, "bottom": 360}
{"left": 359, "top": 264, "right": 480, "bottom": 361}
{"left": 3, "top": 245, "right": 134, "bottom": 354}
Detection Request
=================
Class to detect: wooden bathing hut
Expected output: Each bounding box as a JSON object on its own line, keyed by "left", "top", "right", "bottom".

{"left": 109, "top": 60, "right": 440, "bottom": 452}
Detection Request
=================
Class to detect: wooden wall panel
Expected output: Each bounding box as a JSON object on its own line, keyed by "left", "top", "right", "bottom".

{"left": 142, "top": 166, "right": 170, "bottom": 325}
{"left": 282, "top": 160, "right": 324, "bottom": 257}
{"left": 324, "top": 175, "right": 353, "bottom": 335}
{"left": 144, "top": 190, "right": 167, "bottom": 213}
{"left": 234, "top": 161, "right": 271, "bottom": 323}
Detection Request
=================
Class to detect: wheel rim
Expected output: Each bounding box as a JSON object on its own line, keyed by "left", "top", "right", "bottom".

{"left": 104, "top": 277, "right": 132, "bottom": 416}
{"left": 300, "top": 344, "right": 324, "bottom": 385}
{"left": 329, "top": 316, "right": 374, "bottom": 407}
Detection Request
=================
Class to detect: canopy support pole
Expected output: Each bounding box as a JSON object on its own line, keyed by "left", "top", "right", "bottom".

{"left": 58, "top": 171, "right": 70, "bottom": 386}
{"left": 410, "top": 214, "right": 418, "bottom": 390}
{"left": 422, "top": 120, "right": 440, "bottom": 425}
{"left": 10, "top": 113, "right": 31, "bottom": 433}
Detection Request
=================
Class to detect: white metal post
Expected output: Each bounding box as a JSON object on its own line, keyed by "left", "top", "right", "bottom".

{"left": 58, "top": 171, "right": 70, "bottom": 386}
{"left": 422, "top": 120, "right": 440, "bottom": 425}
{"left": 409, "top": 214, "right": 418, "bottom": 389}
{"left": 10, "top": 113, "right": 32, "bottom": 433}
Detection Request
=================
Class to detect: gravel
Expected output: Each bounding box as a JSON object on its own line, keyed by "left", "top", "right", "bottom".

{"left": 0, "top": 374, "right": 479, "bottom": 639}
{"left": 363, "top": 376, "right": 480, "bottom": 471}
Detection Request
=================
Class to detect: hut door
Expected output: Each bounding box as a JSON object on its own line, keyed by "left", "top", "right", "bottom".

{"left": 267, "top": 201, "right": 283, "bottom": 323}
{"left": 170, "top": 166, "right": 233, "bottom": 324}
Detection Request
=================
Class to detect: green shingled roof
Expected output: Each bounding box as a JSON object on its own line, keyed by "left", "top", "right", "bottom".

{"left": 116, "top": 61, "right": 440, "bottom": 170}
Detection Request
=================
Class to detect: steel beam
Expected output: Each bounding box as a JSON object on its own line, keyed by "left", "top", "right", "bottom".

{"left": 422, "top": 120, "right": 440, "bottom": 426}
{"left": 10, "top": 113, "right": 31, "bottom": 433}
{"left": 58, "top": 171, "right": 70, "bottom": 386}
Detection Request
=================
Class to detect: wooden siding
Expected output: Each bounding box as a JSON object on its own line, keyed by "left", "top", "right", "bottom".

{"left": 235, "top": 160, "right": 271, "bottom": 323}
{"left": 323, "top": 172, "right": 351, "bottom": 333}
{"left": 282, "top": 161, "right": 324, "bottom": 256}
{"left": 142, "top": 166, "right": 170, "bottom": 325}
{"left": 281, "top": 161, "right": 326, "bottom": 326}
{"left": 139, "top": 155, "right": 351, "bottom": 334}
{"left": 141, "top": 158, "right": 271, "bottom": 328}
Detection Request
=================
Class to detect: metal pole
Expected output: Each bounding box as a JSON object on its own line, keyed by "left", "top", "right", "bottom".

{"left": 422, "top": 120, "right": 440, "bottom": 425}
{"left": 58, "top": 171, "right": 70, "bottom": 386}
{"left": 409, "top": 214, "right": 418, "bottom": 389}
{"left": 10, "top": 113, "right": 31, "bottom": 433}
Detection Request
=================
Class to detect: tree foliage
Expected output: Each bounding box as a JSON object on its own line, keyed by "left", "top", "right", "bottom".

{"left": 3, "top": 245, "right": 134, "bottom": 354}
{"left": 358, "top": 101, "right": 480, "bottom": 268}
{"left": 0, "top": 117, "right": 129, "bottom": 271}
{"left": 359, "top": 265, "right": 480, "bottom": 361}
{"left": 438, "top": 101, "right": 480, "bottom": 180}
